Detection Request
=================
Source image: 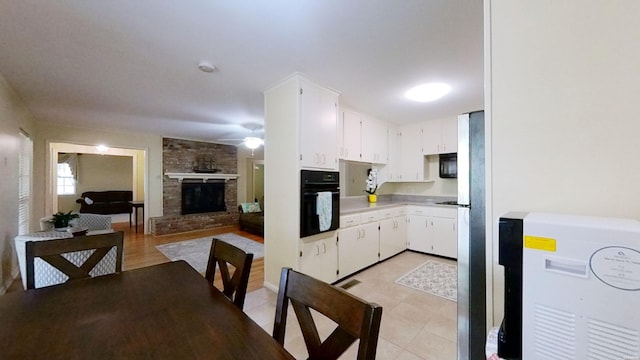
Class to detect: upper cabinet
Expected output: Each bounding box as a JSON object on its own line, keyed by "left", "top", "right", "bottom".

{"left": 386, "top": 124, "right": 401, "bottom": 182}
{"left": 299, "top": 78, "right": 340, "bottom": 170}
{"left": 341, "top": 109, "right": 362, "bottom": 162}
{"left": 398, "top": 122, "right": 425, "bottom": 181}
{"left": 422, "top": 117, "right": 458, "bottom": 155}
{"left": 340, "top": 108, "right": 388, "bottom": 164}
{"left": 361, "top": 115, "right": 388, "bottom": 164}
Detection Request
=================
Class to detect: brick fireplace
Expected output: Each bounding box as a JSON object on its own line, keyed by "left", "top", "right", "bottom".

{"left": 149, "top": 138, "right": 239, "bottom": 235}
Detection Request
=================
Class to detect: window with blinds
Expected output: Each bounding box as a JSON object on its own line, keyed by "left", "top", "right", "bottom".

{"left": 18, "top": 130, "right": 32, "bottom": 235}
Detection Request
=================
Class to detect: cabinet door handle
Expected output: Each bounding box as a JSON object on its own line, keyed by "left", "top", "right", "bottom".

{"left": 315, "top": 244, "right": 320, "bottom": 255}
{"left": 322, "top": 243, "right": 327, "bottom": 254}
{"left": 322, "top": 154, "right": 326, "bottom": 164}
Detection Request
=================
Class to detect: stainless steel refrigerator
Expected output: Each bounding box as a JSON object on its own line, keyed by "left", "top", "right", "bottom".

{"left": 457, "top": 110, "right": 486, "bottom": 359}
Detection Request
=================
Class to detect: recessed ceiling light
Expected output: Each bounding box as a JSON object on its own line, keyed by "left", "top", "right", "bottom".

{"left": 96, "top": 145, "right": 109, "bottom": 153}
{"left": 198, "top": 61, "right": 216, "bottom": 73}
{"left": 405, "top": 83, "right": 451, "bottom": 102}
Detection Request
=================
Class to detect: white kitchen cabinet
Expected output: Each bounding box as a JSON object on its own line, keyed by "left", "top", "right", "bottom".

{"left": 430, "top": 213, "right": 457, "bottom": 258}
{"left": 422, "top": 117, "right": 458, "bottom": 155}
{"left": 338, "top": 221, "right": 379, "bottom": 278}
{"left": 340, "top": 108, "right": 388, "bottom": 164}
{"left": 440, "top": 117, "right": 458, "bottom": 153}
{"left": 386, "top": 124, "right": 401, "bottom": 182}
{"left": 407, "top": 212, "right": 430, "bottom": 253}
{"left": 406, "top": 205, "right": 457, "bottom": 259}
{"left": 361, "top": 115, "right": 388, "bottom": 164}
{"left": 341, "top": 109, "right": 362, "bottom": 162}
{"left": 379, "top": 207, "right": 407, "bottom": 260}
{"left": 299, "top": 233, "right": 338, "bottom": 283}
{"left": 264, "top": 74, "right": 340, "bottom": 287}
{"left": 299, "top": 77, "right": 339, "bottom": 170}
{"left": 399, "top": 122, "right": 425, "bottom": 181}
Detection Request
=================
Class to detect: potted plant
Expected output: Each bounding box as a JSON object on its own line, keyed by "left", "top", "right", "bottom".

{"left": 365, "top": 169, "right": 378, "bottom": 203}
{"left": 48, "top": 211, "right": 79, "bottom": 229}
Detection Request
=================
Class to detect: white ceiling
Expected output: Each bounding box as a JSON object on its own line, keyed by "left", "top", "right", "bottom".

{"left": 0, "top": 1, "right": 484, "bottom": 143}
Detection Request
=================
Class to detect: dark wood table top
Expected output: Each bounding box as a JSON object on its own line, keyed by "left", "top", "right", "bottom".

{"left": 0, "top": 261, "right": 294, "bottom": 359}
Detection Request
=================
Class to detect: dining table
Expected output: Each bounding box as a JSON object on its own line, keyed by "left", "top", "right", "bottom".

{"left": 0, "top": 261, "right": 295, "bottom": 359}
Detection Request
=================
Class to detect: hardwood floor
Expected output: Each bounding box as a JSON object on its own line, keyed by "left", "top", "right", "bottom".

{"left": 6, "top": 222, "right": 266, "bottom": 293}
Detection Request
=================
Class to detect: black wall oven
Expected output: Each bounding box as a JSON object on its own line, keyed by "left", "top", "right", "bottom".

{"left": 300, "top": 170, "right": 340, "bottom": 238}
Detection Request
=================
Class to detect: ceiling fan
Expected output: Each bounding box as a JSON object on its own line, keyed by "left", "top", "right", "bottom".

{"left": 217, "top": 124, "right": 264, "bottom": 154}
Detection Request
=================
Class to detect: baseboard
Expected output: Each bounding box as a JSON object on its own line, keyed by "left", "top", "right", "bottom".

{"left": 263, "top": 280, "right": 278, "bottom": 293}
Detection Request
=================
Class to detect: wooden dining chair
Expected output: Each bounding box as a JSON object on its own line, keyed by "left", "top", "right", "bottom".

{"left": 205, "top": 238, "right": 254, "bottom": 310}
{"left": 273, "top": 268, "right": 383, "bottom": 360}
{"left": 25, "top": 231, "right": 124, "bottom": 289}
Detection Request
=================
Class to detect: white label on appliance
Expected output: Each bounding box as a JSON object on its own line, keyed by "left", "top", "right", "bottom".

{"left": 589, "top": 246, "right": 640, "bottom": 291}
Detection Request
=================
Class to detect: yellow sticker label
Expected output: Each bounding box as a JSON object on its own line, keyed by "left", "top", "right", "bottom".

{"left": 524, "top": 236, "right": 557, "bottom": 252}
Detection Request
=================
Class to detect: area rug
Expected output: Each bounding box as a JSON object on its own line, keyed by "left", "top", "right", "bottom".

{"left": 395, "top": 260, "right": 457, "bottom": 302}
{"left": 155, "top": 233, "right": 263, "bottom": 274}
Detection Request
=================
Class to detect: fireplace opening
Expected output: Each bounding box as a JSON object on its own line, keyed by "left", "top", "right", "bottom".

{"left": 181, "top": 181, "right": 226, "bottom": 215}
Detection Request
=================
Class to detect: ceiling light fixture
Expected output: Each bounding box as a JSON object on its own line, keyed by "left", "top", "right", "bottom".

{"left": 197, "top": 61, "right": 216, "bottom": 73}
{"left": 405, "top": 82, "right": 451, "bottom": 102}
{"left": 243, "top": 137, "right": 264, "bottom": 150}
{"left": 96, "top": 144, "right": 109, "bottom": 153}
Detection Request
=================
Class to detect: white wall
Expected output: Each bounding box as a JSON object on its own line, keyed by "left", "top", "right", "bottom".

{"left": 488, "top": 0, "right": 640, "bottom": 324}
{"left": 0, "top": 73, "right": 35, "bottom": 294}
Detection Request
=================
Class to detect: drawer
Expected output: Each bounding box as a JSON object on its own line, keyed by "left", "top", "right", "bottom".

{"left": 407, "top": 205, "right": 428, "bottom": 215}
{"left": 360, "top": 211, "right": 381, "bottom": 224}
{"left": 429, "top": 206, "right": 457, "bottom": 218}
{"left": 340, "top": 214, "right": 361, "bottom": 228}
{"left": 378, "top": 209, "right": 396, "bottom": 219}
{"left": 379, "top": 206, "right": 406, "bottom": 219}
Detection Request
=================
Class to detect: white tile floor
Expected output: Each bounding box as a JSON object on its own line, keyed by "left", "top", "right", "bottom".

{"left": 243, "top": 251, "right": 457, "bottom": 360}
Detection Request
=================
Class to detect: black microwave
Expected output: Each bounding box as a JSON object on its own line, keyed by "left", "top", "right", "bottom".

{"left": 439, "top": 153, "right": 457, "bottom": 178}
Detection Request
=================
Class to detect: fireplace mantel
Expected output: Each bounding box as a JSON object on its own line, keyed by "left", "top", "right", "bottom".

{"left": 164, "top": 172, "right": 239, "bottom": 183}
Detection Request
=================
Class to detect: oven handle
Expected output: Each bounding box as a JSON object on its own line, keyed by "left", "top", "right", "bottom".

{"left": 302, "top": 182, "right": 340, "bottom": 186}
{"left": 302, "top": 191, "right": 340, "bottom": 197}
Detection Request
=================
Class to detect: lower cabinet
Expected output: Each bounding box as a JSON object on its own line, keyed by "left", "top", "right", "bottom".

{"left": 338, "top": 222, "right": 379, "bottom": 279}
{"left": 430, "top": 214, "right": 457, "bottom": 258}
{"left": 299, "top": 233, "right": 338, "bottom": 283}
{"left": 407, "top": 206, "right": 457, "bottom": 259}
{"left": 335, "top": 205, "right": 455, "bottom": 281}
{"left": 407, "top": 213, "right": 430, "bottom": 253}
{"left": 379, "top": 209, "right": 407, "bottom": 260}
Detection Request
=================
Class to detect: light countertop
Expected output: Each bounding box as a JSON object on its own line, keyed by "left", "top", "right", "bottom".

{"left": 340, "top": 194, "right": 458, "bottom": 215}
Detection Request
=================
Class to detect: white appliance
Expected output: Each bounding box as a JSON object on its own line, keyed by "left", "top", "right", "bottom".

{"left": 499, "top": 212, "right": 640, "bottom": 360}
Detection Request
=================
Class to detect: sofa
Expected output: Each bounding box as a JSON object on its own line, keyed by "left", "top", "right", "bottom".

{"left": 76, "top": 191, "right": 133, "bottom": 225}
{"left": 238, "top": 199, "right": 264, "bottom": 236}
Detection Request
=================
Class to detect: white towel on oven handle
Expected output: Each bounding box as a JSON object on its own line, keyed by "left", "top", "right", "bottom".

{"left": 316, "top": 191, "right": 332, "bottom": 232}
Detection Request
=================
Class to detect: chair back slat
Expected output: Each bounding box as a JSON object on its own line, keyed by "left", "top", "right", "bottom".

{"left": 25, "top": 231, "right": 124, "bottom": 289}
{"left": 205, "top": 238, "right": 254, "bottom": 310}
{"left": 273, "top": 268, "right": 383, "bottom": 360}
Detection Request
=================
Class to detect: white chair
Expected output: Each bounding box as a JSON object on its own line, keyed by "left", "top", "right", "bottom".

{"left": 40, "top": 214, "right": 112, "bottom": 232}
{"left": 19, "top": 214, "right": 115, "bottom": 289}
{"left": 74, "top": 214, "right": 113, "bottom": 231}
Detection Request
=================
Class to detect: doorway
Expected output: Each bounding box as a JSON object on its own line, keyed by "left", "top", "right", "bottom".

{"left": 251, "top": 161, "right": 264, "bottom": 203}
{"left": 48, "top": 142, "right": 146, "bottom": 226}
